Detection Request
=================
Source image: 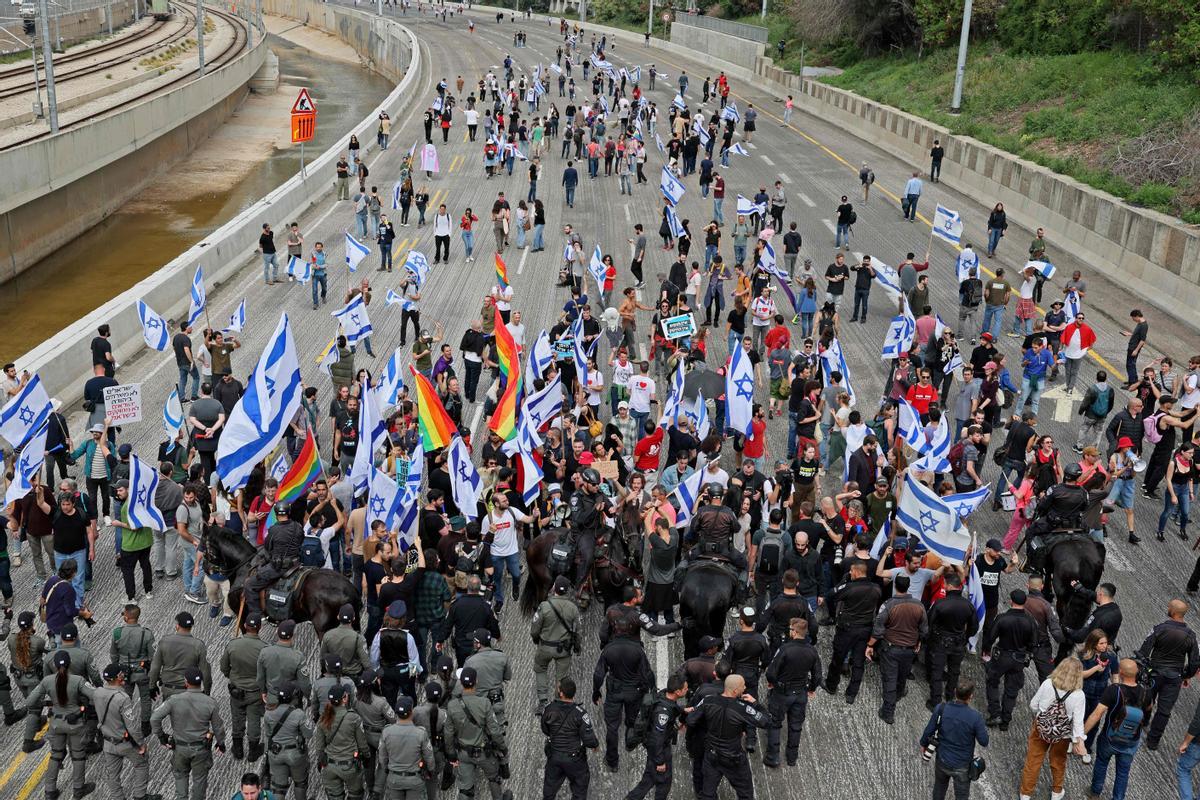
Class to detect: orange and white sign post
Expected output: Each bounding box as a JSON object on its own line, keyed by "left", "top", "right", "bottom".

{"left": 290, "top": 87, "right": 317, "bottom": 175}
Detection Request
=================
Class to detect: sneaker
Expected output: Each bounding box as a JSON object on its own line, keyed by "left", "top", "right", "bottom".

{"left": 209, "top": 605, "right": 220, "bottom": 619}
{"left": 1072, "top": 445, "right": 1084, "bottom": 455}
{"left": 1082, "top": 753, "right": 1093, "bottom": 764}
{"left": 11, "top": 554, "right": 20, "bottom": 568}
{"left": 142, "top": 591, "right": 152, "bottom": 600}
{"left": 103, "top": 515, "right": 112, "bottom": 527}
{"left": 219, "top": 616, "right": 234, "bottom": 627}
{"left": 183, "top": 592, "right": 206, "bottom": 605}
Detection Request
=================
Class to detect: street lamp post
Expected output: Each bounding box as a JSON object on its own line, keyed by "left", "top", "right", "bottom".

{"left": 949, "top": 0, "right": 973, "bottom": 113}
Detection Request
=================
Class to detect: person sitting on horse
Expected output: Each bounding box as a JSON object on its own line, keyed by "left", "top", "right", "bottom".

{"left": 1026, "top": 463, "right": 1089, "bottom": 572}
{"left": 683, "top": 483, "right": 748, "bottom": 573}
{"left": 453, "top": 521, "right": 495, "bottom": 593}
{"left": 244, "top": 502, "right": 305, "bottom": 617}
{"left": 567, "top": 468, "right": 615, "bottom": 599}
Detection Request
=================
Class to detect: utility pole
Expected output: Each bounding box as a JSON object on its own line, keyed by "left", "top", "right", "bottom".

{"left": 647, "top": 0, "right": 652, "bottom": 37}
{"left": 949, "top": 0, "right": 973, "bottom": 113}
{"left": 30, "top": 39, "right": 43, "bottom": 119}
{"left": 36, "top": 0, "right": 57, "bottom": 132}
{"left": 195, "top": 0, "right": 205, "bottom": 76}
{"left": 760, "top": 0, "right": 766, "bottom": 19}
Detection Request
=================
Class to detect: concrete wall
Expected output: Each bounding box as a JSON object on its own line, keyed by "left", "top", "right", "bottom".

{"left": 16, "top": 5, "right": 419, "bottom": 406}
{"left": 669, "top": 21, "right": 764, "bottom": 71}
{"left": 0, "top": 27, "right": 269, "bottom": 282}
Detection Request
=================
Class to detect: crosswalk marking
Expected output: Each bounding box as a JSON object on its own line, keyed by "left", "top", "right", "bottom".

{"left": 799, "top": 192, "right": 816, "bottom": 207}
{"left": 761, "top": 155, "right": 775, "bottom": 166}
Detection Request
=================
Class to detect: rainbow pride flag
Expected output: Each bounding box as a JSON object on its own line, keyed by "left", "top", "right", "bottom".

{"left": 267, "top": 428, "right": 322, "bottom": 525}
{"left": 495, "top": 253, "right": 509, "bottom": 288}
{"left": 488, "top": 306, "right": 521, "bottom": 441}
{"left": 409, "top": 365, "right": 457, "bottom": 451}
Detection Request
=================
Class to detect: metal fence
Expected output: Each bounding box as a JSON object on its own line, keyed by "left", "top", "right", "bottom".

{"left": 672, "top": 13, "right": 769, "bottom": 43}
{"left": 0, "top": 0, "right": 122, "bottom": 22}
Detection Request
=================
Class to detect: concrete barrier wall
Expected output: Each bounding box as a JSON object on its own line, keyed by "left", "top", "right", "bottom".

{"left": 16, "top": 4, "right": 419, "bottom": 406}
{"left": 0, "top": 28, "right": 269, "bottom": 281}
{"left": 668, "top": 21, "right": 763, "bottom": 71}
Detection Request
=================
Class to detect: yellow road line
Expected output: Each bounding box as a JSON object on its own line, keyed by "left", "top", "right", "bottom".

{"left": 14, "top": 753, "right": 48, "bottom": 800}
{"left": 0, "top": 723, "right": 47, "bottom": 791}
{"left": 315, "top": 337, "right": 335, "bottom": 363}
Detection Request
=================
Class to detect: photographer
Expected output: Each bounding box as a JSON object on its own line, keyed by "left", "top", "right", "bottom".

{"left": 919, "top": 681, "right": 988, "bottom": 800}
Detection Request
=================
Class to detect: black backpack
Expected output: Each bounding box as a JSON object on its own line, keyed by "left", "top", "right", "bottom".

{"left": 755, "top": 529, "right": 786, "bottom": 577}
{"left": 625, "top": 692, "right": 660, "bottom": 751}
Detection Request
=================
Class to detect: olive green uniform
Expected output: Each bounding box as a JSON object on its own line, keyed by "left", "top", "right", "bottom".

{"left": 530, "top": 596, "right": 580, "bottom": 706}
{"left": 93, "top": 684, "right": 150, "bottom": 800}
{"left": 263, "top": 702, "right": 312, "bottom": 799}
{"left": 312, "top": 706, "right": 370, "bottom": 800}
{"left": 375, "top": 721, "right": 434, "bottom": 800}
{"left": 311, "top": 675, "right": 357, "bottom": 719}
{"left": 149, "top": 686, "right": 226, "bottom": 800}
{"left": 109, "top": 623, "right": 155, "bottom": 731}
{"left": 148, "top": 634, "right": 211, "bottom": 700}
{"left": 220, "top": 632, "right": 267, "bottom": 747}
{"left": 255, "top": 641, "right": 311, "bottom": 710}
{"left": 27, "top": 672, "right": 95, "bottom": 798}
{"left": 460, "top": 646, "right": 512, "bottom": 735}
{"left": 445, "top": 693, "right": 508, "bottom": 800}
{"left": 44, "top": 643, "right": 101, "bottom": 746}
{"left": 412, "top": 700, "right": 449, "bottom": 800}
{"left": 10, "top": 632, "right": 48, "bottom": 741}
{"left": 356, "top": 693, "right": 397, "bottom": 790}
{"left": 320, "top": 626, "right": 371, "bottom": 678}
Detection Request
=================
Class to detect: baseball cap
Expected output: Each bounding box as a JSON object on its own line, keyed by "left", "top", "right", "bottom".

{"left": 324, "top": 654, "right": 343, "bottom": 673}
{"left": 277, "top": 619, "right": 297, "bottom": 639}
{"left": 980, "top": 332, "right": 994, "bottom": 342}
{"left": 386, "top": 600, "right": 408, "bottom": 619}
{"left": 985, "top": 538, "right": 1003, "bottom": 551}
{"left": 175, "top": 612, "right": 195, "bottom": 628}
{"left": 244, "top": 612, "right": 263, "bottom": 629}
{"left": 103, "top": 664, "right": 125, "bottom": 682}
{"left": 337, "top": 604, "right": 356, "bottom": 623}
{"left": 473, "top": 628, "right": 493, "bottom": 646}
{"left": 698, "top": 635, "right": 722, "bottom": 651}
{"left": 449, "top": 515, "right": 467, "bottom": 532}
{"left": 60, "top": 623, "right": 79, "bottom": 641}
{"left": 459, "top": 667, "right": 478, "bottom": 688}
{"left": 184, "top": 667, "right": 204, "bottom": 686}
{"left": 118, "top": 443, "right": 132, "bottom": 458}
{"left": 617, "top": 401, "right": 630, "bottom": 410}
{"left": 396, "top": 696, "right": 415, "bottom": 717}
{"left": 53, "top": 651, "right": 72, "bottom": 670}
{"left": 1010, "top": 589, "right": 1027, "bottom": 605}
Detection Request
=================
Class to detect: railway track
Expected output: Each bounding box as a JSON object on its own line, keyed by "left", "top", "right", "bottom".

{"left": 1, "top": 5, "right": 249, "bottom": 150}
{"left": 0, "top": 4, "right": 198, "bottom": 100}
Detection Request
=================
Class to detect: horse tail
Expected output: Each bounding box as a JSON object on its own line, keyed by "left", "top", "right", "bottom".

{"left": 519, "top": 571, "right": 541, "bottom": 616}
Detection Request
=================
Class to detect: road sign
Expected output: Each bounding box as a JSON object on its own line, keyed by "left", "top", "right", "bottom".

{"left": 291, "top": 112, "right": 316, "bottom": 143}
{"left": 291, "top": 87, "right": 316, "bottom": 114}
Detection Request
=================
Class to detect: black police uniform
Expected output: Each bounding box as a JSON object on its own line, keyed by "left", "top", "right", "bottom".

{"left": 1137, "top": 618, "right": 1200, "bottom": 748}
{"left": 757, "top": 592, "right": 816, "bottom": 657}
{"left": 683, "top": 680, "right": 724, "bottom": 793}
{"left": 245, "top": 519, "right": 304, "bottom": 616}
{"left": 1027, "top": 483, "right": 1088, "bottom": 568}
{"left": 687, "top": 503, "right": 748, "bottom": 572}
{"left": 592, "top": 637, "right": 655, "bottom": 769}
{"left": 1024, "top": 589, "right": 1065, "bottom": 682}
{"left": 983, "top": 608, "right": 1037, "bottom": 726}
{"left": 568, "top": 487, "right": 612, "bottom": 589}
{"left": 824, "top": 576, "right": 882, "bottom": 700}
{"left": 540, "top": 698, "right": 599, "bottom": 800}
{"left": 626, "top": 691, "right": 683, "bottom": 800}
{"left": 440, "top": 592, "right": 500, "bottom": 667}
{"left": 598, "top": 602, "right": 680, "bottom": 648}
{"left": 685, "top": 694, "right": 772, "bottom": 800}
{"left": 925, "top": 591, "right": 979, "bottom": 705}
{"left": 726, "top": 630, "right": 770, "bottom": 699}
{"left": 1066, "top": 591, "right": 1122, "bottom": 648}
{"left": 763, "top": 638, "right": 822, "bottom": 766}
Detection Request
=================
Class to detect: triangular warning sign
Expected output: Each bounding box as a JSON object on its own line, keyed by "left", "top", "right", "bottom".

{"left": 291, "top": 87, "right": 316, "bottom": 114}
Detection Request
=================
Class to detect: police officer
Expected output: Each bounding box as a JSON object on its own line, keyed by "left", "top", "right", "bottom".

{"left": 598, "top": 584, "right": 679, "bottom": 648}
{"left": 678, "top": 635, "right": 721, "bottom": 700}
{"left": 728, "top": 609, "right": 770, "bottom": 703}
{"left": 312, "top": 655, "right": 357, "bottom": 719}
{"left": 1137, "top": 598, "right": 1200, "bottom": 750}
{"left": 593, "top": 617, "right": 655, "bottom": 770}
{"left": 757, "top": 571, "right": 817, "bottom": 656}
{"left": 684, "top": 660, "right": 731, "bottom": 794}
{"left": 446, "top": 667, "right": 511, "bottom": 800}
{"left": 867, "top": 573, "right": 928, "bottom": 724}
{"left": 11, "top": 611, "right": 49, "bottom": 752}
{"left": 763, "top": 617, "right": 822, "bottom": 768}
{"left": 45, "top": 623, "right": 102, "bottom": 751}
{"left": 462, "top": 628, "right": 513, "bottom": 734}
{"left": 568, "top": 467, "right": 614, "bottom": 599}
{"left": 1026, "top": 465, "right": 1089, "bottom": 571}
{"left": 824, "top": 560, "right": 882, "bottom": 703}
{"left": 983, "top": 589, "right": 1038, "bottom": 730}
{"left": 148, "top": 612, "right": 211, "bottom": 702}
{"left": 531, "top": 576, "right": 581, "bottom": 713}
{"left": 925, "top": 571, "right": 978, "bottom": 709}
{"left": 440, "top": 575, "right": 501, "bottom": 666}
{"left": 685, "top": 674, "right": 772, "bottom": 800}
{"left": 244, "top": 502, "right": 305, "bottom": 617}
{"left": 94, "top": 664, "right": 160, "bottom": 800}
{"left": 413, "top": 681, "right": 450, "bottom": 800}
{"left": 1065, "top": 581, "right": 1122, "bottom": 649}
{"left": 686, "top": 484, "right": 748, "bottom": 571}
{"left": 221, "top": 612, "right": 268, "bottom": 761}
{"left": 312, "top": 684, "right": 370, "bottom": 800}
{"left": 376, "top": 600, "right": 421, "bottom": 709}
{"left": 109, "top": 604, "right": 155, "bottom": 736}
{"left": 1023, "top": 575, "right": 1065, "bottom": 682}
{"left": 31, "top": 651, "right": 96, "bottom": 800}
{"left": 541, "top": 676, "right": 599, "bottom": 800}
{"left": 355, "top": 668, "right": 397, "bottom": 793}
{"left": 625, "top": 674, "right": 687, "bottom": 800}
{"left": 0, "top": 625, "right": 25, "bottom": 725}
{"left": 262, "top": 682, "right": 310, "bottom": 800}
{"left": 375, "top": 696, "right": 435, "bottom": 800}
{"left": 256, "top": 619, "right": 310, "bottom": 710}
{"left": 150, "top": 666, "right": 226, "bottom": 800}
{"left": 321, "top": 604, "right": 371, "bottom": 679}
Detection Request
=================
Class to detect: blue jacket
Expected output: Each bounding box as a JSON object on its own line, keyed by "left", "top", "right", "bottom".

{"left": 69, "top": 439, "right": 115, "bottom": 481}
{"left": 920, "top": 701, "right": 988, "bottom": 769}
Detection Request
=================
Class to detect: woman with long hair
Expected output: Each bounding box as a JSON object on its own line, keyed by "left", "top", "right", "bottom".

{"left": 27, "top": 650, "right": 95, "bottom": 791}
{"left": 1019, "top": 657, "right": 1087, "bottom": 800}
{"left": 8, "top": 611, "right": 47, "bottom": 743}
{"left": 312, "top": 684, "right": 370, "bottom": 800}
{"left": 1079, "top": 629, "right": 1117, "bottom": 761}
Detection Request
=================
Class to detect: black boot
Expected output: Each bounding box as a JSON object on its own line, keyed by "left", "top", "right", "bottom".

{"left": 141, "top": 722, "right": 151, "bottom": 738}
{"left": 4, "top": 707, "right": 27, "bottom": 725}
{"left": 232, "top": 737, "right": 245, "bottom": 760}
{"left": 22, "top": 738, "right": 43, "bottom": 753}
{"left": 73, "top": 783, "right": 96, "bottom": 799}
{"left": 247, "top": 739, "right": 264, "bottom": 762}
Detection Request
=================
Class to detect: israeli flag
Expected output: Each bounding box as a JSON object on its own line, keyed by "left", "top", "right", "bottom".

{"left": 367, "top": 465, "right": 404, "bottom": 533}
{"left": 725, "top": 341, "right": 755, "bottom": 437}
{"left": 955, "top": 245, "right": 980, "bottom": 284}
{"left": 655, "top": 133, "right": 666, "bottom": 154}
{"left": 967, "top": 555, "right": 988, "bottom": 652}
{"left": 873, "top": 261, "right": 903, "bottom": 303}
{"left": 4, "top": 421, "right": 47, "bottom": 505}
{"left": 932, "top": 205, "right": 964, "bottom": 245}
{"left": 659, "top": 360, "right": 687, "bottom": 429}
{"left": 391, "top": 181, "right": 403, "bottom": 210}
{"left": 318, "top": 340, "right": 340, "bottom": 379}
{"left": 588, "top": 245, "right": 606, "bottom": 289}
{"left": 736, "top": 195, "right": 765, "bottom": 217}
{"left": 759, "top": 240, "right": 778, "bottom": 272}
{"left": 550, "top": 63, "right": 563, "bottom": 75}
{"left": 127, "top": 455, "right": 167, "bottom": 531}
{"left": 269, "top": 452, "right": 289, "bottom": 482}
{"left": 522, "top": 374, "right": 563, "bottom": 433}
{"left": 562, "top": 240, "right": 574, "bottom": 263}
{"left": 1064, "top": 289, "right": 1082, "bottom": 325}
{"left": 215, "top": 312, "right": 304, "bottom": 492}
{"left": 934, "top": 313, "right": 949, "bottom": 340}
{"left": 721, "top": 101, "right": 740, "bottom": 123}
{"left": 226, "top": 299, "right": 247, "bottom": 334}
{"left": 351, "top": 382, "right": 388, "bottom": 494}
{"left": 728, "top": 142, "right": 751, "bottom": 157}
{"left": 432, "top": 94, "right": 444, "bottom": 113}
{"left": 162, "top": 388, "right": 185, "bottom": 451}
{"left": 187, "top": 266, "right": 206, "bottom": 328}
{"left": 599, "top": 95, "right": 610, "bottom": 115}
{"left": 660, "top": 166, "right": 686, "bottom": 206}
{"left": 286, "top": 256, "right": 311, "bottom": 284}
{"left": 881, "top": 312, "right": 916, "bottom": 361}
{"left": 571, "top": 317, "right": 590, "bottom": 389}
{"left": 913, "top": 417, "right": 951, "bottom": 474}
{"left": 819, "top": 338, "right": 857, "bottom": 406}
{"left": 526, "top": 330, "right": 556, "bottom": 387}
{"left": 345, "top": 232, "right": 371, "bottom": 272}
{"left": 672, "top": 93, "right": 686, "bottom": 110}
{"left": 379, "top": 348, "right": 406, "bottom": 408}
{"left": 631, "top": 65, "right": 641, "bottom": 83}
{"left": 943, "top": 351, "right": 964, "bottom": 375}
{"left": 136, "top": 300, "right": 170, "bottom": 351}
{"left": 695, "top": 124, "right": 710, "bottom": 148}
{"left": 385, "top": 289, "right": 406, "bottom": 307}
{"left": 896, "top": 471, "right": 970, "bottom": 565}
{"left": 944, "top": 486, "right": 991, "bottom": 520}
{"left": 332, "top": 294, "right": 373, "bottom": 346}
{"left": 895, "top": 396, "right": 923, "bottom": 450}
{"left": 404, "top": 250, "right": 430, "bottom": 286}
{"left": 869, "top": 518, "right": 892, "bottom": 560}
{"left": 682, "top": 391, "right": 710, "bottom": 440}
{"left": 502, "top": 421, "right": 544, "bottom": 505}
{"left": 448, "top": 435, "right": 482, "bottom": 520}
{"left": 0, "top": 374, "right": 52, "bottom": 450}
{"left": 1027, "top": 259, "right": 1056, "bottom": 280}
{"left": 395, "top": 433, "right": 424, "bottom": 547}
{"left": 664, "top": 204, "right": 686, "bottom": 239}
{"left": 672, "top": 466, "right": 707, "bottom": 528}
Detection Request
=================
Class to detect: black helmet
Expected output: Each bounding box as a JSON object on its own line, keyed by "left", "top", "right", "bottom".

{"left": 580, "top": 468, "right": 601, "bottom": 486}
{"left": 273, "top": 502, "right": 291, "bottom": 517}
{"left": 1062, "top": 463, "right": 1083, "bottom": 482}
{"left": 705, "top": 482, "right": 725, "bottom": 499}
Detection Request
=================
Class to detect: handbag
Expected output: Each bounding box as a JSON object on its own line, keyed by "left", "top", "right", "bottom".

{"left": 968, "top": 756, "right": 986, "bottom": 781}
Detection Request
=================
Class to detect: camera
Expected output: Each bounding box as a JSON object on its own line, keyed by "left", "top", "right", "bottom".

{"left": 921, "top": 738, "right": 937, "bottom": 762}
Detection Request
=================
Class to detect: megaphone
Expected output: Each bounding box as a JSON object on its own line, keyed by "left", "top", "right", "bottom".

{"left": 1123, "top": 448, "right": 1148, "bottom": 473}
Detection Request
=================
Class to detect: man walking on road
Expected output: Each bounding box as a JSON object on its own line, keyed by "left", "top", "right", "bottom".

{"left": 903, "top": 172, "right": 923, "bottom": 222}
{"left": 562, "top": 160, "right": 579, "bottom": 208}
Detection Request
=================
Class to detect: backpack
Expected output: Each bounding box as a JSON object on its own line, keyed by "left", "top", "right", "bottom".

{"left": 1105, "top": 686, "right": 1145, "bottom": 746}
{"left": 948, "top": 440, "right": 967, "bottom": 476}
{"left": 755, "top": 528, "right": 786, "bottom": 577}
{"left": 1089, "top": 388, "right": 1113, "bottom": 418}
{"left": 1034, "top": 688, "right": 1075, "bottom": 742}
{"left": 1143, "top": 412, "right": 1165, "bottom": 445}
{"left": 867, "top": 170, "right": 875, "bottom": 185}
{"left": 299, "top": 536, "right": 324, "bottom": 568}
{"left": 847, "top": 210, "right": 857, "bottom": 225}
{"left": 624, "top": 691, "right": 659, "bottom": 751}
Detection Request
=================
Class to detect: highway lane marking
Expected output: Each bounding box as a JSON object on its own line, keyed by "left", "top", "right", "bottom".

{"left": 638, "top": 343, "right": 648, "bottom": 361}
{"left": 761, "top": 154, "right": 774, "bottom": 166}
{"left": 747, "top": 142, "right": 758, "bottom": 149}
{"left": 14, "top": 753, "right": 48, "bottom": 800}
{"left": 798, "top": 192, "right": 815, "bottom": 207}
{"left": 623, "top": 204, "right": 630, "bottom": 222}
{"left": 0, "top": 724, "right": 48, "bottom": 791}
{"left": 779, "top": 171, "right": 793, "bottom": 184}
{"left": 655, "top": 635, "right": 668, "bottom": 689}
{"left": 469, "top": 404, "right": 484, "bottom": 436}
{"left": 516, "top": 246, "right": 530, "bottom": 275}
{"left": 822, "top": 219, "right": 836, "bottom": 235}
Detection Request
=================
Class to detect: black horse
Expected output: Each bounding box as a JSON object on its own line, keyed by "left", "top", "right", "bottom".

{"left": 678, "top": 558, "right": 739, "bottom": 659}
{"left": 519, "top": 524, "right": 640, "bottom": 614}
{"left": 1039, "top": 534, "right": 1106, "bottom": 661}
{"left": 200, "top": 524, "right": 361, "bottom": 640}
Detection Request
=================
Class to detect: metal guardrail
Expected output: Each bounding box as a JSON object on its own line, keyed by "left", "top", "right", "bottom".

{"left": 672, "top": 13, "right": 768, "bottom": 44}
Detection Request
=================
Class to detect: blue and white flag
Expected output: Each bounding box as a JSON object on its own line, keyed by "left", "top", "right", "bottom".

{"left": 345, "top": 232, "right": 371, "bottom": 272}
{"left": 631, "top": 65, "right": 641, "bottom": 83}
{"left": 332, "top": 294, "right": 373, "bottom": 346}
{"left": 671, "top": 93, "right": 686, "bottom": 110}
{"left": 955, "top": 245, "right": 980, "bottom": 283}
{"left": 725, "top": 342, "right": 755, "bottom": 437}
{"left": 727, "top": 142, "right": 750, "bottom": 157}
{"left": 448, "top": 435, "right": 482, "bottom": 520}
{"left": 0, "top": 374, "right": 51, "bottom": 450}
{"left": 385, "top": 289, "right": 407, "bottom": 308}
{"left": 215, "top": 313, "right": 304, "bottom": 492}
{"left": 819, "top": 339, "right": 857, "bottom": 406}
{"left": 896, "top": 471, "right": 970, "bottom": 565}
{"left": 522, "top": 374, "right": 563, "bottom": 433}
{"left": 736, "top": 194, "right": 765, "bottom": 217}
{"left": 391, "top": 181, "right": 403, "bottom": 210}
{"left": 226, "top": 299, "right": 247, "bottom": 334}
{"left": 672, "top": 466, "right": 707, "bottom": 528}
{"left": 286, "top": 256, "right": 311, "bottom": 284}
{"left": 720, "top": 101, "right": 740, "bottom": 123}
{"left": 655, "top": 133, "right": 666, "bottom": 154}
{"left": 432, "top": 94, "right": 444, "bottom": 113}
{"left": 872, "top": 261, "right": 902, "bottom": 304}
{"left": 136, "top": 300, "right": 170, "bottom": 351}
{"left": 695, "top": 124, "right": 710, "bottom": 148}
{"left": 932, "top": 205, "right": 964, "bottom": 245}
{"left": 660, "top": 165, "right": 686, "bottom": 206}
{"left": 933, "top": 313, "right": 949, "bottom": 341}
{"left": 269, "top": 452, "right": 289, "bottom": 482}
{"left": 1026, "top": 259, "right": 1056, "bottom": 280}
{"left": 571, "top": 317, "right": 590, "bottom": 389}
{"left": 351, "top": 383, "right": 388, "bottom": 493}
{"left": 505, "top": 422, "right": 544, "bottom": 505}
{"left": 187, "top": 266, "right": 206, "bottom": 328}
{"left": 4, "top": 421, "right": 46, "bottom": 505}
{"left": 913, "top": 417, "right": 951, "bottom": 473}
{"left": 127, "top": 454, "right": 167, "bottom": 531}
{"left": 379, "top": 348, "right": 406, "bottom": 408}
{"left": 870, "top": 518, "right": 892, "bottom": 560}
{"left": 526, "top": 330, "right": 555, "bottom": 387}
{"left": 943, "top": 351, "right": 964, "bottom": 375}
{"left": 664, "top": 204, "right": 686, "bottom": 239}
{"left": 881, "top": 303, "right": 916, "bottom": 361}
{"left": 686, "top": 391, "right": 711, "bottom": 440}
{"left": 404, "top": 250, "right": 430, "bottom": 286}
{"left": 967, "top": 555, "right": 988, "bottom": 652}
{"left": 588, "top": 245, "right": 606, "bottom": 289}
{"left": 395, "top": 433, "right": 424, "bottom": 547}
{"left": 944, "top": 486, "right": 991, "bottom": 520}
{"left": 318, "top": 340, "right": 340, "bottom": 379}
{"left": 1064, "top": 289, "right": 1082, "bottom": 325}
{"left": 659, "top": 360, "right": 686, "bottom": 429}
{"left": 162, "top": 388, "right": 185, "bottom": 452}
{"left": 367, "top": 465, "right": 405, "bottom": 533}
{"left": 895, "top": 396, "right": 923, "bottom": 450}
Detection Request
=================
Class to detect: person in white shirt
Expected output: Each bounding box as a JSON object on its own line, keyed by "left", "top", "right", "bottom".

{"left": 585, "top": 359, "right": 604, "bottom": 411}
{"left": 506, "top": 310, "right": 526, "bottom": 353}
{"left": 702, "top": 459, "right": 730, "bottom": 489}
{"left": 1019, "top": 657, "right": 1087, "bottom": 800}
{"left": 464, "top": 107, "right": 480, "bottom": 141}
{"left": 480, "top": 492, "right": 536, "bottom": 608}
{"left": 609, "top": 348, "right": 634, "bottom": 411}
{"left": 491, "top": 282, "right": 515, "bottom": 323}
{"left": 750, "top": 286, "right": 776, "bottom": 353}
{"left": 628, "top": 362, "right": 656, "bottom": 430}
{"left": 432, "top": 203, "right": 452, "bottom": 264}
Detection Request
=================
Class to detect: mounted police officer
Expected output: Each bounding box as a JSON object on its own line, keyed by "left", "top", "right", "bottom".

{"left": 445, "top": 667, "right": 512, "bottom": 800}
{"left": 149, "top": 666, "right": 226, "bottom": 800}
{"left": 568, "top": 468, "right": 614, "bottom": 601}
{"left": 541, "top": 676, "right": 599, "bottom": 800}
{"left": 321, "top": 604, "right": 371, "bottom": 679}
{"left": 764, "top": 617, "right": 822, "bottom": 768}
{"left": 31, "top": 650, "right": 96, "bottom": 800}
{"left": 375, "top": 696, "right": 435, "bottom": 800}
{"left": 244, "top": 502, "right": 304, "bottom": 618}
{"left": 592, "top": 617, "right": 655, "bottom": 771}
{"left": 685, "top": 674, "right": 773, "bottom": 800}
{"left": 625, "top": 673, "right": 687, "bottom": 800}
{"left": 148, "top": 612, "right": 211, "bottom": 702}
{"left": 531, "top": 575, "right": 581, "bottom": 714}
{"left": 256, "top": 619, "right": 310, "bottom": 711}
{"left": 262, "top": 681, "right": 310, "bottom": 800}
{"left": 220, "top": 611, "right": 268, "bottom": 761}
{"left": 94, "top": 664, "right": 161, "bottom": 800}
{"left": 109, "top": 604, "right": 155, "bottom": 737}
{"left": 11, "top": 611, "right": 50, "bottom": 752}
{"left": 925, "top": 571, "right": 978, "bottom": 709}
{"left": 1026, "top": 463, "right": 1089, "bottom": 572}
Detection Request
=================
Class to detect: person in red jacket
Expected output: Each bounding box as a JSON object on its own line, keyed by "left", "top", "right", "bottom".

{"left": 633, "top": 420, "right": 665, "bottom": 476}
{"left": 906, "top": 368, "right": 939, "bottom": 422}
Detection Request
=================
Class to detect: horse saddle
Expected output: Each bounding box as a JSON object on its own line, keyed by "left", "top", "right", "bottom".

{"left": 690, "top": 553, "right": 740, "bottom": 582}
{"left": 263, "top": 568, "right": 309, "bottom": 623}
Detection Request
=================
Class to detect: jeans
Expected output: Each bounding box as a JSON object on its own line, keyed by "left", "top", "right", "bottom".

{"left": 727, "top": 331, "right": 741, "bottom": 356}
{"left": 356, "top": 212, "right": 368, "bottom": 237}
{"left": 491, "top": 552, "right": 521, "bottom": 606}
{"left": 994, "top": 458, "right": 1027, "bottom": 504}
{"left": 734, "top": 244, "right": 746, "bottom": 265}
{"left": 462, "top": 230, "right": 475, "bottom": 258}
{"left": 379, "top": 242, "right": 393, "bottom": 270}
{"left": 1178, "top": 740, "right": 1200, "bottom": 800}
{"left": 619, "top": 173, "right": 632, "bottom": 194}
{"left": 1160, "top": 488, "right": 1192, "bottom": 534}
{"left": 181, "top": 541, "right": 203, "bottom": 596}
{"left": 931, "top": 160, "right": 942, "bottom": 181}
{"left": 904, "top": 193, "right": 920, "bottom": 220}
{"left": 987, "top": 228, "right": 1003, "bottom": 255}
{"left": 515, "top": 225, "right": 526, "bottom": 248}
{"left": 261, "top": 252, "right": 278, "bottom": 283}
{"left": 1011, "top": 314, "right": 1033, "bottom": 336}
{"left": 1017, "top": 376, "right": 1044, "bottom": 416}
{"left": 630, "top": 409, "right": 649, "bottom": 434}
{"left": 783, "top": 106, "right": 794, "bottom": 124}
{"left": 932, "top": 760, "right": 971, "bottom": 800}
{"left": 311, "top": 271, "right": 327, "bottom": 305}
{"left": 177, "top": 364, "right": 199, "bottom": 400}
{"left": 705, "top": 244, "right": 717, "bottom": 270}
{"left": 851, "top": 288, "right": 870, "bottom": 320}
{"left": 835, "top": 223, "right": 850, "bottom": 248}
{"left": 565, "top": 185, "right": 576, "bottom": 206}
{"left": 54, "top": 549, "right": 87, "bottom": 605}
{"left": 982, "top": 304, "right": 1004, "bottom": 340}
{"left": 1126, "top": 353, "right": 1140, "bottom": 387}
{"left": 713, "top": 197, "right": 724, "bottom": 225}
{"left": 1091, "top": 734, "right": 1137, "bottom": 800}
{"left": 528, "top": 181, "right": 537, "bottom": 202}
{"left": 800, "top": 313, "right": 814, "bottom": 338}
